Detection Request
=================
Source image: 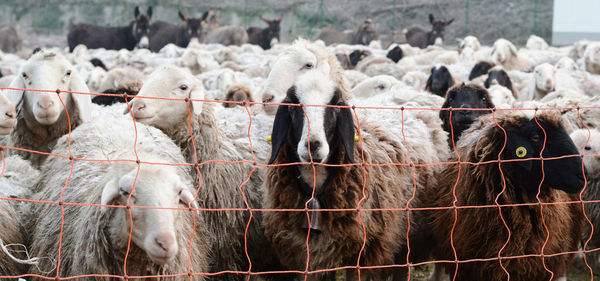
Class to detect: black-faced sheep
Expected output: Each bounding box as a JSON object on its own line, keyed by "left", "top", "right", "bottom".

{"left": 67, "top": 6, "right": 152, "bottom": 51}
{"left": 386, "top": 45, "right": 404, "bottom": 63}
{"left": 439, "top": 83, "right": 494, "bottom": 146}
{"left": 405, "top": 14, "right": 453, "bottom": 48}
{"left": 128, "top": 65, "right": 284, "bottom": 281}
{"left": 426, "top": 65, "right": 455, "bottom": 97}
{"left": 5, "top": 50, "right": 92, "bottom": 167}
{"left": 427, "top": 111, "right": 585, "bottom": 280}
{"left": 264, "top": 69, "right": 444, "bottom": 280}
{"left": 484, "top": 67, "right": 514, "bottom": 94}
{"left": 468, "top": 61, "right": 494, "bottom": 80}
{"left": 27, "top": 118, "right": 209, "bottom": 280}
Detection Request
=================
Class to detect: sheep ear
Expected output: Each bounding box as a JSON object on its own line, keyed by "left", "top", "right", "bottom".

{"left": 337, "top": 100, "right": 355, "bottom": 163}
{"left": 429, "top": 14, "right": 435, "bottom": 24}
{"left": 509, "top": 44, "right": 518, "bottom": 57}
{"left": 425, "top": 72, "right": 433, "bottom": 91}
{"left": 69, "top": 71, "right": 92, "bottom": 123}
{"left": 6, "top": 76, "right": 24, "bottom": 108}
{"left": 178, "top": 11, "right": 187, "bottom": 21}
{"left": 189, "top": 85, "right": 206, "bottom": 116}
{"left": 101, "top": 178, "right": 121, "bottom": 213}
{"left": 179, "top": 188, "right": 199, "bottom": 209}
{"left": 134, "top": 6, "right": 140, "bottom": 18}
{"left": 268, "top": 99, "right": 292, "bottom": 165}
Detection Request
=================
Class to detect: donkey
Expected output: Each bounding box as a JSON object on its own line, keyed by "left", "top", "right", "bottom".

{"left": 316, "top": 19, "right": 378, "bottom": 46}
{"left": 247, "top": 16, "right": 282, "bottom": 50}
{"left": 405, "top": 14, "right": 453, "bottom": 48}
{"left": 68, "top": 6, "right": 152, "bottom": 51}
{"left": 149, "top": 11, "right": 209, "bottom": 52}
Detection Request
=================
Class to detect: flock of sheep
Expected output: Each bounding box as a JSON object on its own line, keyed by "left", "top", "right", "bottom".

{"left": 0, "top": 6, "right": 599, "bottom": 281}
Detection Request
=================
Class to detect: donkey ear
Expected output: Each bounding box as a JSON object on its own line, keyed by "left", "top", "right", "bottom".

{"left": 445, "top": 19, "right": 454, "bottom": 26}
{"left": 268, "top": 102, "right": 292, "bottom": 165}
{"left": 134, "top": 6, "right": 140, "bottom": 18}
{"left": 178, "top": 11, "right": 187, "bottom": 21}
{"left": 260, "top": 16, "right": 269, "bottom": 24}
{"left": 278, "top": 15, "right": 283, "bottom": 23}
{"left": 201, "top": 11, "right": 210, "bottom": 21}
{"left": 147, "top": 7, "right": 153, "bottom": 18}
{"left": 429, "top": 14, "right": 435, "bottom": 24}
{"left": 336, "top": 99, "right": 355, "bottom": 163}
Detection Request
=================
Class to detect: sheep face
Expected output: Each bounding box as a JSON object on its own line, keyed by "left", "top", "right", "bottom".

{"left": 101, "top": 164, "right": 197, "bottom": 265}
{"left": 570, "top": 129, "right": 600, "bottom": 179}
{"left": 501, "top": 117, "right": 584, "bottom": 194}
{"left": 484, "top": 69, "right": 513, "bottom": 92}
{"left": 459, "top": 36, "right": 481, "bottom": 51}
{"left": 0, "top": 92, "right": 16, "bottom": 134}
{"left": 261, "top": 45, "right": 329, "bottom": 115}
{"left": 269, "top": 71, "right": 354, "bottom": 165}
{"left": 128, "top": 65, "right": 205, "bottom": 130}
{"left": 555, "top": 57, "right": 578, "bottom": 71}
{"left": 534, "top": 63, "right": 556, "bottom": 93}
{"left": 440, "top": 84, "right": 494, "bottom": 143}
{"left": 468, "top": 61, "right": 494, "bottom": 80}
{"left": 426, "top": 65, "right": 454, "bottom": 97}
{"left": 224, "top": 86, "right": 253, "bottom": 108}
{"left": 386, "top": 46, "right": 403, "bottom": 63}
{"left": 8, "top": 52, "right": 91, "bottom": 125}
{"left": 491, "top": 39, "right": 517, "bottom": 65}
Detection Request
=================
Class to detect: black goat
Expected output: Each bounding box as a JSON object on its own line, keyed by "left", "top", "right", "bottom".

{"left": 405, "top": 14, "right": 453, "bottom": 48}
{"left": 247, "top": 16, "right": 282, "bottom": 50}
{"left": 68, "top": 6, "right": 152, "bottom": 51}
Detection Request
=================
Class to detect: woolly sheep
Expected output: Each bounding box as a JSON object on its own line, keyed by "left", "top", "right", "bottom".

{"left": 5, "top": 50, "right": 92, "bottom": 167}
{"left": 521, "top": 63, "right": 556, "bottom": 101}
{"left": 127, "top": 65, "right": 284, "bottom": 280}
{"left": 583, "top": 42, "right": 600, "bottom": 74}
{"left": 264, "top": 68, "right": 446, "bottom": 280}
{"left": 260, "top": 38, "right": 346, "bottom": 115}
{"left": 487, "top": 84, "right": 515, "bottom": 108}
{"left": 458, "top": 35, "right": 481, "bottom": 52}
{"left": 426, "top": 111, "right": 585, "bottom": 280}
{"left": 490, "top": 38, "right": 534, "bottom": 71}
{"left": 0, "top": 192, "right": 26, "bottom": 276}
{"left": 28, "top": 118, "right": 209, "bottom": 279}
{"left": 92, "top": 67, "right": 145, "bottom": 106}
{"left": 350, "top": 75, "right": 399, "bottom": 98}
{"left": 526, "top": 35, "right": 549, "bottom": 50}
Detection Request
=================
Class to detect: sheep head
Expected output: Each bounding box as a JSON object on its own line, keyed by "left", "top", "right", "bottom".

{"left": 269, "top": 70, "right": 354, "bottom": 166}
{"left": 534, "top": 63, "right": 556, "bottom": 93}
{"left": 127, "top": 65, "right": 205, "bottom": 130}
{"left": 100, "top": 163, "right": 197, "bottom": 265}
{"left": 7, "top": 50, "right": 92, "bottom": 125}
{"left": 570, "top": 129, "right": 600, "bottom": 180}
{"left": 0, "top": 91, "right": 16, "bottom": 135}
{"left": 425, "top": 65, "right": 454, "bottom": 97}
{"left": 491, "top": 39, "right": 518, "bottom": 65}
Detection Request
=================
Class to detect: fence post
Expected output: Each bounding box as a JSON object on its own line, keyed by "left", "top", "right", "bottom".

{"left": 243, "top": 0, "right": 247, "bottom": 29}
{"left": 319, "top": 0, "right": 324, "bottom": 28}
{"left": 45, "top": 0, "right": 51, "bottom": 36}
{"left": 532, "top": 0, "right": 538, "bottom": 35}
{"left": 464, "top": 0, "right": 469, "bottom": 37}
{"left": 392, "top": 0, "right": 396, "bottom": 29}
{"left": 112, "top": 0, "right": 117, "bottom": 26}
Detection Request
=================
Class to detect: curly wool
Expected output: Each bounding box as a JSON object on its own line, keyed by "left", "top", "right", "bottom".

{"left": 0, "top": 193, "right": 26, "bottom": 276}
{"left": 427, "top": 112, "right": 582, "bottom": 280}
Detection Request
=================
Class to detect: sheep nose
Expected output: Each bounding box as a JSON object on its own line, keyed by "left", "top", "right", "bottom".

{"left": 307, "top": 141, "right": 321, "bottom": 160}
{"left": 262, "top": 93, "right": 275, "bottom": 104}
{"left": 134, "top": 102, "right": 146, "bottom": 112}
{"left": 37, "top": 99, "right": 54, "bottom": 109}
{"left": 5, "top": 109, "right": 15, "bottom": 119}
{"left": 154, "top": 234, "right": 175, "bottom": 252}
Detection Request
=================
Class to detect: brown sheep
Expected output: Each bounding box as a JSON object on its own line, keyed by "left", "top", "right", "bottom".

{"left": 264, "top": 70, "right": 444, "bottom": 280}
{"left": 224, "top": 85, "right": 253, "bottom": 108}
{"left": 426, "top": 111, "right": 585, "bottom": 280}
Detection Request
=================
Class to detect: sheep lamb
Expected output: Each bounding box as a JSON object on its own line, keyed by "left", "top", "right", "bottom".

{"left": 426, "top": 111, "right": 585, "bottom": 280}
{"left": 27, "top": 117, "right": 209, "bottom": 280}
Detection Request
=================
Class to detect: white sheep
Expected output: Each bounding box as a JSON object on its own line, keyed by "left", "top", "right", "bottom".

{"left": 490, "top": 38, "right": 534, "bottom": 71}
{"left": 127, "top": 65, "right": 283, "bottom": 280}
{"left": 350, "top": 75, "right": 399, "bottom": 98}
{"left": 583, "top": 42, "right": 600, "bottom": 74}
{"left": 28, "top": 117, "right": 209, "bottom": 278}
{"left": 521, "top": 63, "right": 556, "bottom": 101}
{"left": 488, "top": 84, "right": 515, "bottom": 108}
{"left": 5, "top": 50, "right": 92, "bottom": 167}
{"left": 458, "top": 35, "right": 481, "bottom": 51}
{"left": 526, "top": 35, "right": 549, "bottom": 50}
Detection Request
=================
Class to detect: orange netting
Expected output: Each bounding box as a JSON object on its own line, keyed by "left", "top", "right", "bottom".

{"left": 0, "top": 87, "right": 598, "bottom": 281}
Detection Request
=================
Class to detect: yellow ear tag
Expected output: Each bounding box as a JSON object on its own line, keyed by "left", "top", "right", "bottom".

{"left": 515, "top": 146, "right": 527, "bottom": 158}
{"left": 267, "top": 135, "right": 272, "bottom": 142}
{"left": 354, "top": 133, "right": 359, "bottom": 142}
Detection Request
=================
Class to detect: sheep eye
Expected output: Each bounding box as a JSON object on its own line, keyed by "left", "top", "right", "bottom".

{"left": 530, "top": 135, "right": 540, "bottom": 142}
{"left": 377, "top": 84, "right": 385, "bottom": 90}
{"left": 66, "top": 70, "right": 72, "bottom": 76}
{"left": 21, "top": 72, "right": 28, "bottom": 79}
{"left": 585, "top": 146, "right": 592, "bottom": 151}
{"left": 303, "top": 63, "right": 314, "bottom": 69}
{"left": 179, "top": 85, "right": 189, "bottom": 91}
{"left": 119, "top": 187, "right": 130, "bottom": 196}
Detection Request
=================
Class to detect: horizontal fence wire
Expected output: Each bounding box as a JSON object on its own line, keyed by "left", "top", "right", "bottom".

{"left": 0, "top": 87, "right": 598, "bottom": 280}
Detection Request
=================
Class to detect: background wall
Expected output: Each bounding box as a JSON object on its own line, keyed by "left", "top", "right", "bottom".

{"left": 0, "top": 0, "right": 554, "bottom": 47}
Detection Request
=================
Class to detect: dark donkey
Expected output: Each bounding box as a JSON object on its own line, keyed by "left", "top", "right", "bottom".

{"left": 247, "top": 16, "right": 282, "bottom": 50}
{"left": 405, "top": 14, "right": 453, "bottom": 48}
{"left": 68, "top": 6, "right": 152, "bottom": 51}
{"left": 149, "top": 11, "right": 209, "bottom": 52}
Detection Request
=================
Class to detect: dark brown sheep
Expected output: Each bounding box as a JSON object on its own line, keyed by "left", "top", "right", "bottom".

{"left": 223, "top": 85, "right": 253, "bottom": 108}
{"left": 426, "top": 111, "right": 585, "bottom": 280}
